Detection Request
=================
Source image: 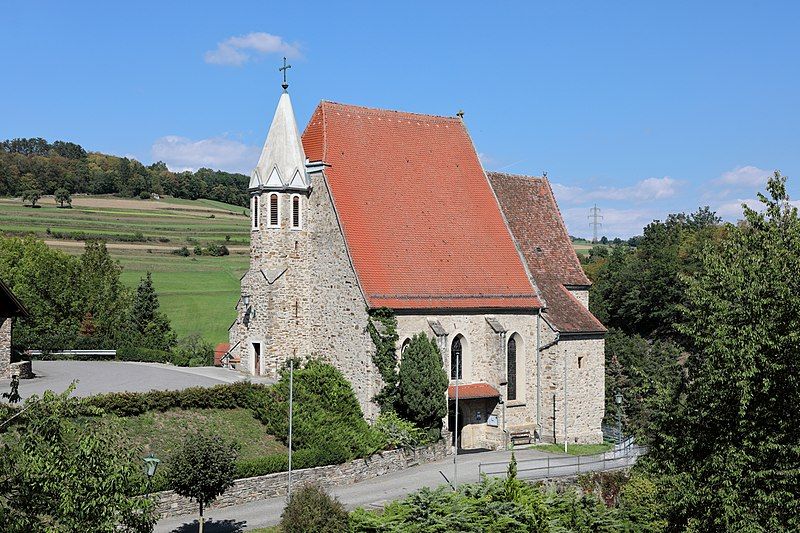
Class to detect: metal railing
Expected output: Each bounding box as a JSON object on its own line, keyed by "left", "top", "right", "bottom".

{"left": 478, "top": 443, "right": 646, "bottom": 480}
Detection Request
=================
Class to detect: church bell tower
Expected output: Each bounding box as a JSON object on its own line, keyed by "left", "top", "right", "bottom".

{"left": 232, "top": 61, "right": 314, "bottom": 377}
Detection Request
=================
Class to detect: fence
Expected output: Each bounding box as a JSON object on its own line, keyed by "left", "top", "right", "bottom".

{"left": 478, "top": 442, "right": 646, "bottom": 480}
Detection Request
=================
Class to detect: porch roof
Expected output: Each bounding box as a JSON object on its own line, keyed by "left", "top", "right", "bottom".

{"left": 448, "top": 382, "right": 500, "bottom": 400}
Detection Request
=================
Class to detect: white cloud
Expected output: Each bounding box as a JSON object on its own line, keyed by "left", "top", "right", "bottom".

{"left": 151, "top": 135, "right": 260, "bottom": 174}
{"left": 716, "top": 165, "right": 772, "bottom": 188}
{"left": 204, "top": 32, "right": 301, "bottom": 66}
{"left": 552, "top": 176, "right": 677, "bottom": 205}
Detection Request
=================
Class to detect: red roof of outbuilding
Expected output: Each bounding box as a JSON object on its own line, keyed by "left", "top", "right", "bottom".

{"left": 448, "top": 382, "right": 501, "bottom": 400}
{"left": 301, "top": 102, "right": 541, "bottom": 311}
{"left": 488, "top": 172, "right": 606, "bottom": 334}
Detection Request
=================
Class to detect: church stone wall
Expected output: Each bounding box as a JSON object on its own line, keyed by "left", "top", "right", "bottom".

{"left": 0, "top": 317, "right": 11, "bottom": 378}
{"left": 395, "top": 312, "right": 603, "bottom": 447}
{"left": 231, "top": 171, "right": 380, "bottom": 421}
{"left": 539, "top": 335, "right": 605, "bottom": 444}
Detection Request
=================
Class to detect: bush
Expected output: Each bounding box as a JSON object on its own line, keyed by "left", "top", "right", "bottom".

{"left": 374, "top": 411, "right": 424, "bottom": 449}
{"left": 205, "top": 243, "right": 229, "bottom": 256}
{"left": 280, "top": 484, "right": 349, "bottom": 533}
{"left": 139, "top": 191, "right": 151, "bottom": 200}
{"left": 234, "top": 454, "right": 288, "bottom": 479}
{"left": 170, "top": 334, "right": 214, "bottom": 367}
{"left": 115, "top": 346, "right": 171, "bottom": 363}
{"left": 83, "top": 382, "right": 270, "bottom": 417}
{"left": 256, "top": 360, "right": 382, "bottom": 462}
{"left": 172, "top": 246, "right": 190, "bottom": 257}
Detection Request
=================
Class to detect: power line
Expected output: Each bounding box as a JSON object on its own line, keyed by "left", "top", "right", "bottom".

{"left": 588, "top": 204, "right": 603, "bottom": 243}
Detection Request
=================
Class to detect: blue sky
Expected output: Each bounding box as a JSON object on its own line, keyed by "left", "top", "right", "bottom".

{"left": 2, "top": 1, "right": 799, "bottom": 237}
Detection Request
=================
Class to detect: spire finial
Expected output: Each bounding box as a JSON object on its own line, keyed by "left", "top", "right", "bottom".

{"left": 456, "top": 109, "right": 464, "bottom": 119}
{"left": 279, "top": 57, "right": 292, "bottom": 91}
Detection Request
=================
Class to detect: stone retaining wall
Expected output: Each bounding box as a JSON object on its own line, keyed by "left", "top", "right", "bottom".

{"left": 154, "top": 439, "right": 450, "bottom": 519}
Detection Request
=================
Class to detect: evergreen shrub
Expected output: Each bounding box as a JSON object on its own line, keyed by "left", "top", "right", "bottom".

{"left": 279, "top": 484, "right": 349, "bottom": 533}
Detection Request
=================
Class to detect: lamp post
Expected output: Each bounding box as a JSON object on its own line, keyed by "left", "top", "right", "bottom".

{"left": 143, "top": 453, "right": 160, "bottom": 490}
{"left": 614, "top": 391, "right": 623, "bottom": 446}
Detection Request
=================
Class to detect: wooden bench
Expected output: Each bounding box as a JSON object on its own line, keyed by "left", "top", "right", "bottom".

{"left": 510, "top": 430, "right": 532, "bottom": 446}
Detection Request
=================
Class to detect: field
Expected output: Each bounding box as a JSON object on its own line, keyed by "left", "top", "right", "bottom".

{"left": 0, "top": 195, "right": 250, "bottom": 344}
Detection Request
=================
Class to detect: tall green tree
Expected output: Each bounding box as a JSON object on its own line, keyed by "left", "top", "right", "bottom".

{"left": 397, "top": 333, "right": 448, "bottom": 432}
{"left": 130, "top": 272, "right": 176, "bottom": 351}
{"left": 76, "top": 241, "right": 130, "bottom": 346}
{"left": 648, "top": 172, "right": 800, "bottom": 531}
{"left": 166, "top": 432, "right": 237, "bottom": 533}
{"left": 0, "top": 386, "right": 156, "bottom": 532}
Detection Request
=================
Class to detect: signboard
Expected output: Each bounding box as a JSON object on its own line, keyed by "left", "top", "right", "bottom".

{"left": 487, "top": 414, "right": 499, "bottom": 427}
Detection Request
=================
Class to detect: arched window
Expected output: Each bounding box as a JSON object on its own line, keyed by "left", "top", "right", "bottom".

{"left": 507, "top": 336, "right": 517, "bottom": 401}
{"left": 291, "top": 195, "right": 301, "bottom": 229}
{"left": 269, "top": 193, "right": 280, "bottom": 227}
{"left": 251, "top": 195, "right": 259, "bottom": 230}
{"left": 450, "top": 336, "right": 463, "bottom": 380}
{"left": 401, "top": 338, "right": 410, "bottom": 356}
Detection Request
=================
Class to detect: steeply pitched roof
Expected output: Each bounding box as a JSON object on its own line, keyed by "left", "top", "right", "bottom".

{"left": 0, "top": 279, "right": 29, "bottom": 318}
{"left": 301, "top": 101, "right": 542, "bottom": 311}
{"left": 250, "top": 92, "right": 310, "bottom": 191}
{"left": 488, "top": 172, "right": 605, "bottom": 334}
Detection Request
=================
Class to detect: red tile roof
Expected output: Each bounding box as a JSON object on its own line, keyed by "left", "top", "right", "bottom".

{"left": 301, "top": 102, "right": 541, "bottom": 311}
{"left": 448, "top": 382, "right": 501, "bottom": 400}
{"left": 488, "top": 172, "right": 606, "bottom": 334}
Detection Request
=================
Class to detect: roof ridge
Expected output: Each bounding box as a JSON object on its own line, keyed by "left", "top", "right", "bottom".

{"left": 319, "top": 100, "right": 461, "bottom": 123}
{"left": 486, "top": 171, "right": 545, "bottom": 181}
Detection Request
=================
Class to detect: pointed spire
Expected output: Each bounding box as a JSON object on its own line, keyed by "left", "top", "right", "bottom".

{"left": 249, "top": 90, "right": 310, "bottom": 191}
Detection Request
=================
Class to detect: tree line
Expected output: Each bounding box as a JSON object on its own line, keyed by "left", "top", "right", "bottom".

{"left": 0, "top": 137, "right": 249, "bottom": 206}
{"left": 585, "top": 173, "right": 800, "bottom": 530}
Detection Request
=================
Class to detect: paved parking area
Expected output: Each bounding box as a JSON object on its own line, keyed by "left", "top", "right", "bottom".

{"left": 0, "top": 360, "right": 272, "bottom": 400}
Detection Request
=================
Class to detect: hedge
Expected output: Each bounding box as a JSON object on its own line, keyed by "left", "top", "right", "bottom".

{"left": 83, "top": 382, "right": 271, "bottom": 417}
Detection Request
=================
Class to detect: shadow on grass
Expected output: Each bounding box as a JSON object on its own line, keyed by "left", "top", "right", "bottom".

{"left": 171, "top": 518, "right": 247, "bottom": 533}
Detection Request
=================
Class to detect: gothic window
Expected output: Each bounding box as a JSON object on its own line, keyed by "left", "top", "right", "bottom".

{"left": 251, "top": 195, "right": 259, "bottom": 230}
{"left": 450, "top": 336, "right": 463, "bottom": 380}
{"left": 291, "top": 195, "right": 301, "bottom": 228}
{"left": 507, "top": 336, "right": 517, "bottom": 401}
{"left": 269, "top": 193, "right": 280, "bottom": 227}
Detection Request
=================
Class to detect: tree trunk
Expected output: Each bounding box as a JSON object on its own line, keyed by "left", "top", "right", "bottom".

{"left": 199, "top": 500, "right": 204, "bottom": 533}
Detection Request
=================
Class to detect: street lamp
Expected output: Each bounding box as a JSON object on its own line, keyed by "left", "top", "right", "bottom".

{"left": 143, "top": 453, "right": 161, "bottom": 485}
{"left": 614, "top": 391, "right": 623, "bottom": 446}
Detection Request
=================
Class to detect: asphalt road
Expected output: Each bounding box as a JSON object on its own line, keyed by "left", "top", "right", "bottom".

{"left": 0, "top": 360, "right": 273, "bottom": 400}
{"left": 156, "top": 446, "right": 642, "bottom": 532}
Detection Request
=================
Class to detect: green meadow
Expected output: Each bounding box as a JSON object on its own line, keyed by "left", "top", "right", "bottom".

{"left": 0, "top": 195, "right": 250, "bottom": 345}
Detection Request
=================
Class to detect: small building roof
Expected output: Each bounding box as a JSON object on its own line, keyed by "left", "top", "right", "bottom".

{"left": 301, "top": 101, "right": 542, "bottom": 312}
{"left": 0, "top": 280, "right": 29, "bottom": 319}
{"left": 448, "top": 382, "right": 501, "bottom": 400}
{"left": 488, "top": 172, "right": 606, "bottom": 334}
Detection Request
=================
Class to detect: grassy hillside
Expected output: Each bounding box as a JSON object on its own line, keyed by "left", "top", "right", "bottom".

{"left": 0, "top": 194, "right": 250, "bottom": 345}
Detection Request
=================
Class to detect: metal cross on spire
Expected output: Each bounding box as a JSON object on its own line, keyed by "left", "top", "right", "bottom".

{"left": 279, "top": 57, "right": 292, "bottom": 91}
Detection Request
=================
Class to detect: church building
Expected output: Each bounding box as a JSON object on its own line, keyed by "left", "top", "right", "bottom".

{"left": 229, "top": 83, "right": 606, "bottom": 448}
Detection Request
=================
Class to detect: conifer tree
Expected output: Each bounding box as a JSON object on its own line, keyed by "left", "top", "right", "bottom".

{"left": 130, "top": 272, "right": 175, "bottom": 350}
{"left": 398, "top": 333, "right": 448, "bottom": 432}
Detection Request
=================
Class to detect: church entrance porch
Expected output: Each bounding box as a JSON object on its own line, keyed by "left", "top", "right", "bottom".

{"left": 447, "top": 383, "right": 504, "bottom": 450}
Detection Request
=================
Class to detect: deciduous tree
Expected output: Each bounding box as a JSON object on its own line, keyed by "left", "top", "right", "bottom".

{"left": 166, "top": 432, "right": 238, "bottom": 533}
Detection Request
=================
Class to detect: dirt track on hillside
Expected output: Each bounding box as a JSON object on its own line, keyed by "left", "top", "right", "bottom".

{"left": 44, "top": 239, "right": 249, "bottom": 254}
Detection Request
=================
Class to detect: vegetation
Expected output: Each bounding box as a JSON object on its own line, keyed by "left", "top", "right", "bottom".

{"left": 54, "top": 187, "right": 71, "bottom": 207}
{"left": 367, "top": 308, "right": 401, "bottom": 410}
{"left": 258, "top": 359, "right": 382, "bottom": 464}
{"left": 167, "top": 432, "right": 238, "bottom": 533}
{"left": 534, "top": 443, "right": 613, "bottom": 456}
{"left": 397, "top": 333, "right": 449, "bottom": 437}
{"left": 644, "top": 172, "right": 800, "bottom": 531}
{"left": 279, "top": 485, "right": 350, "bottom": 533}
{"left": 347, "top": 454, "right": 660, "bottom": 532}
{"left": 0, "top": 137, "right": 249, "bottom": 206}
{"left": 0, "top": 386, "right": 156, "bottom": 532}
